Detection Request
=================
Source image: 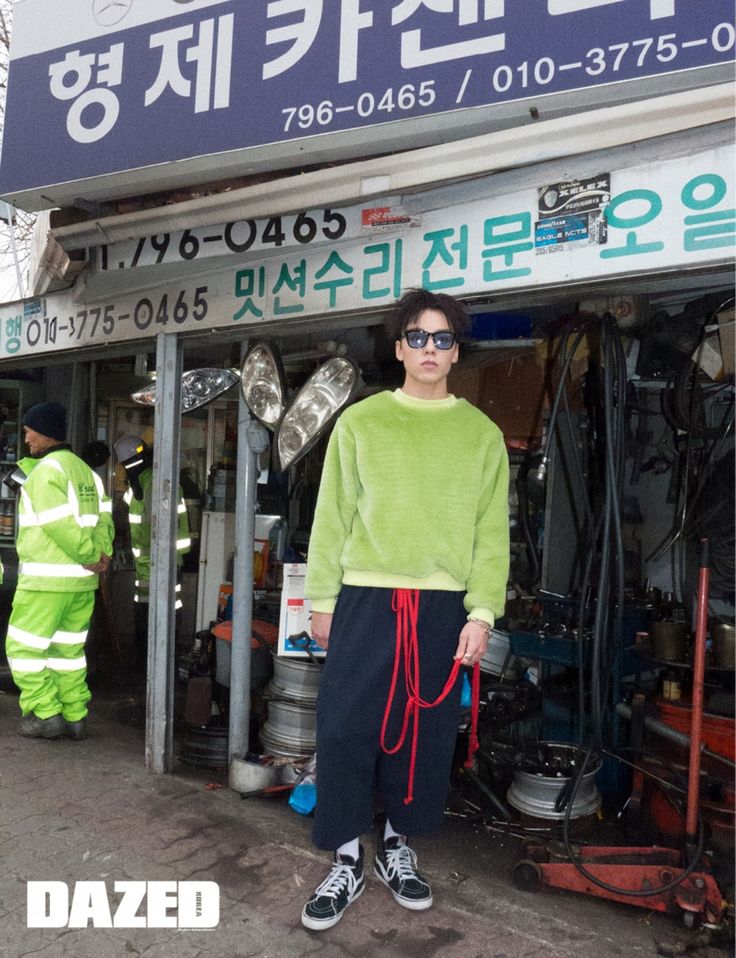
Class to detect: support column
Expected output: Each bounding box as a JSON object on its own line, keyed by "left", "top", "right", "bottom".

{"left": 229, "top": 346, "right": 261, "bottom": 762}
{"left": 146, "top": 332, "right": 182, "bottom": 773}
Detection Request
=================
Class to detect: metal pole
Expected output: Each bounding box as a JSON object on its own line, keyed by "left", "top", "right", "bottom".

{"left": 146, "top": 332, "right": 182, "bottom": 774}
{"left": 615, "top": 701, "right": 735, "bottom": 770}
{"left": 228, "top": 349, "right": 258, "bottom": 761}
{"left": 685, "top": 538, "right": 709, "bottom": 852}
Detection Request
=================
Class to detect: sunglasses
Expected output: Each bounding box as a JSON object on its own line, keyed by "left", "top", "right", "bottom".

{"left": 402, "top": 329, "right": 457, "bottom": 350}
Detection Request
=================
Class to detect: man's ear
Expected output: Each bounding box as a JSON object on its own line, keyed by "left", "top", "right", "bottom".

{"left": 395, "top": 339, "right": 404, "bottom": 363}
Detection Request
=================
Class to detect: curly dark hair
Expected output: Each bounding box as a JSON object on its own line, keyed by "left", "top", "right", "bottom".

{"left": 385, "top": 288, "right": 471, "bottom": 342}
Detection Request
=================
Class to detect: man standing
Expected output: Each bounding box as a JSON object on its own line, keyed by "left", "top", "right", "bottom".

{"left": 5, "top": 402, "right": 114, "bottom": 740}
{"left": 114, "top": 435, "right": 190, "bottom": 676}
{"left": 302, "top": 288, "right": 510, "bottom": 930}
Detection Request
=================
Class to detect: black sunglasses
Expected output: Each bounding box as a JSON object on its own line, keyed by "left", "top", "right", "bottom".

{"left": 402, "top": 329, "right": 457, "bottom": 350}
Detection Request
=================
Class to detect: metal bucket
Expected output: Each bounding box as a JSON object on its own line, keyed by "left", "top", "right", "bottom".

{"left": 650, "top": 620, "right": 687, "bottom": 662}
{"left": 229, "top": 755, "right": 279, "bottom": 793}
{"left": 712, "top": 621, "right": 735, "bottom": 669}
{"left": 506, "top": 742, "right": 601, "bottom": 820}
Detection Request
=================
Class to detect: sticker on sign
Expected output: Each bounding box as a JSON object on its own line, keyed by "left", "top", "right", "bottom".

{"left": 361, "top": 207, "right": 421, "bottom": 231}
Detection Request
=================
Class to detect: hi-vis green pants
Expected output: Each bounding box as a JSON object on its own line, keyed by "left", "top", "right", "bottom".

{"left": 5, "top": 589, "right": 95, "bottom": 721}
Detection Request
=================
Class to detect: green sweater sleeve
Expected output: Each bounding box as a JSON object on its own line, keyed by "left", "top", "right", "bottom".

{"left": 304, "top": 417, "right": 359, "bottom": 612}
{"left": 465, "top": 434, "right": 510, "bottom": 622}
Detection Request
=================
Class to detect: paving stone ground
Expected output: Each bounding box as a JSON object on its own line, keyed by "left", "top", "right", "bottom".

{"left": 0, "top": 684, "right": 724, "bottom": 958}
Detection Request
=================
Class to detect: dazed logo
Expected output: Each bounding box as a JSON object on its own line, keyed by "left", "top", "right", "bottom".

{"left": 27, "top": 881, "right": 220, "bottom": 929}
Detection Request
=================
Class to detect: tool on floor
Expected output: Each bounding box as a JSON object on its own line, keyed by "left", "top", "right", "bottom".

{"left": 512, "top": 539, "right": 725, "bottom": 928}
{"left": 239, "top": 783, "right": 293, "bottom": 799}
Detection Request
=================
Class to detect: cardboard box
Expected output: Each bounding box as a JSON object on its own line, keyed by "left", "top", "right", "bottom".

{"left": 217, "top": 583, "right": 232, "bottom": 621}
{"left": 277, "top": 563, "right": 324, "bottom": 658}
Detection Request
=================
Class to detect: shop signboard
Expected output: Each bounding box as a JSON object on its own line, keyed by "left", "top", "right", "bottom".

{"left": 0, "top": 144, "right": 732, "bottom": 362}
{"left": 0, "top": 0, "right": 733, "bottom": 210}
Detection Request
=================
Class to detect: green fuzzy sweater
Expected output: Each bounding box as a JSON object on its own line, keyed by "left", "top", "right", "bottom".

{"left": 305, "top": 389, "right": 510, "bottom": 623}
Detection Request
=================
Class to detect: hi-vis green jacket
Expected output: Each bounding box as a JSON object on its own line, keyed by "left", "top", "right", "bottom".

{"left": 123, "top": 466, "right": 191, "bottom": 587}
{"left": 16, "top": 446, "right": 114, "bottom": 592}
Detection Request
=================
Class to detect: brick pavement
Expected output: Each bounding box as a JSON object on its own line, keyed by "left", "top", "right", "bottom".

{"left": 0, "top": 686, "right": 689, "bottom": 958}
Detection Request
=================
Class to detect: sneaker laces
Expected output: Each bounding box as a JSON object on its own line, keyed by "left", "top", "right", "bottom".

{"left": 313, "top": 858, "right": 360, "bottom": 900}
{"left": 384, "top": 842, "right": 419, "bottom": 882}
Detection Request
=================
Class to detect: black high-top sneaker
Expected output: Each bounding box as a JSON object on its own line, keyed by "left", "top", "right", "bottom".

{"left": 301, "top": 846, "right": 365, "bottom": 930}
{"left": 374, "top": 831, "right": 433, "bottom": 910}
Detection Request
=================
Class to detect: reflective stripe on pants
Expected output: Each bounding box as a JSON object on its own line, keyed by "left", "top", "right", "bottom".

{"left": 5, "top": 589, "right": 95, "bottom": 721}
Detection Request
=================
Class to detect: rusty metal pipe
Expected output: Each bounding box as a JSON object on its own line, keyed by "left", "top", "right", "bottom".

{"left": 686, "top": 538, "right": 710, "bottom": 845}
{"left": 614, "top": 702, "right": 735, "bottom": 771}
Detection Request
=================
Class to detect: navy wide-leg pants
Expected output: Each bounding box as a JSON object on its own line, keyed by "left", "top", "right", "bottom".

{"left": 312, "top": 586, "right": 466, "bottom": 850}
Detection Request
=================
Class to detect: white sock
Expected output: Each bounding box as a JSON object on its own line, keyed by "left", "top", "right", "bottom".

{"left": 336, "top": 838, "right": 360, "bottom": 860}
{"left": 384, "top": 819, "right": 403, "bottom": 842}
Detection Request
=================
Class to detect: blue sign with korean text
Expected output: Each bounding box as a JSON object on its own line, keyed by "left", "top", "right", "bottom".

{"left": 0, "top": 1, "right": 733, "bottom": 207}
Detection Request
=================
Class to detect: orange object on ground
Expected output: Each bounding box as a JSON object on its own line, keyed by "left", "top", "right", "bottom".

{"left": 211, "top": 619, "right": 278, "bottom": 650}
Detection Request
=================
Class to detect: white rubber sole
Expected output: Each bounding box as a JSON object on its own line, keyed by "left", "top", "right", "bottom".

{"left": 373, "top": 866, "right": 433, "bottom": 910}
{"left": 301, "top": 881, "right": 365, "bottom": 931}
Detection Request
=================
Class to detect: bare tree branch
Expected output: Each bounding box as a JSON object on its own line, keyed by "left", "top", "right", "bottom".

{"left": 0, "top": 0, "right": 35, "bottom": 302}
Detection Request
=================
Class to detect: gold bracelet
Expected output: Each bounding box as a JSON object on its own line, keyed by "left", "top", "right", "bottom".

{"left": 467, "top": 617, "right": 492, "bottom": 636}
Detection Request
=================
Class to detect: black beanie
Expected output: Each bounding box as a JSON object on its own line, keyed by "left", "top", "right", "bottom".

{"left": 22, "top": 402, "right": 67, "bottom": 442}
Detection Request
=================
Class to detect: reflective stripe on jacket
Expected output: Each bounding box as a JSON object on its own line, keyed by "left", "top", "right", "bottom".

{"left": 17, "top": 448, "right": 114, "bottom": 592}
{"left": 124, "top": 466, "right": 191, "bottom": 592}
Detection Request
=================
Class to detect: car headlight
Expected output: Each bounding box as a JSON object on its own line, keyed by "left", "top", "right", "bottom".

{"left": 239, "top": 341, "right": 286, "bottom": 430}
{"left": 131, "top": 367, "right": 238, "bottom": 412}
{"left": 274, "top": 357, "right": 361, "bottom": 471}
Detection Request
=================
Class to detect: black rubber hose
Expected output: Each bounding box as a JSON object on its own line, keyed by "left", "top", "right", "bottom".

{"left": 561, "top": 745, "right": 706, "bottom": 898}
{"left": 516, "top": 456, "right": 541, "bottom": 588}
{"left": 536, "top": 327, "right": 589, "bottom": 483}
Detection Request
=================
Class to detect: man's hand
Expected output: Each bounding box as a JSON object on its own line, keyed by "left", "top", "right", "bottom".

{"left": 453, "top": 619, "right": 490, "bottom": 667}
{"left": 311, "top": 611, "right": 334, "bottom": 651}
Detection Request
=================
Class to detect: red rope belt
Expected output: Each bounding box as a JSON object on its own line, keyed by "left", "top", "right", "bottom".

{"left": 380, "top": 588, "right": 480, "bottom": 805}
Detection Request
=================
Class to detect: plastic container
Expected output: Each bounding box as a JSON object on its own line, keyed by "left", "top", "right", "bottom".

{"left": 212, "top": 619, "right": 276, "bottom": 689}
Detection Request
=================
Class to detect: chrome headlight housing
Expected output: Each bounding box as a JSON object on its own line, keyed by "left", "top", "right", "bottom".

{"left": 239, "top": 341, "right": 286, "bottom": 430}
{"left": 131, "top": 367, "right": 238, "bottom": 412}
{"left": 274, "top": 357, "right": 361, "bottom": 471}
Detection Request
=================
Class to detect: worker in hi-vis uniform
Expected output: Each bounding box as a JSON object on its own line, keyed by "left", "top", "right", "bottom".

{"left": 114, "top": 435, "right": 191, "bottom": 676}
{"left": 5, "top": 402, "right": 114, "bottom": 740}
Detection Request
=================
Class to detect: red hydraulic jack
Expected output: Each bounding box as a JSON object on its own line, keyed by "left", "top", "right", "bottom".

{"left": 513, "top": 539, "right": 725, "bottom": 928}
